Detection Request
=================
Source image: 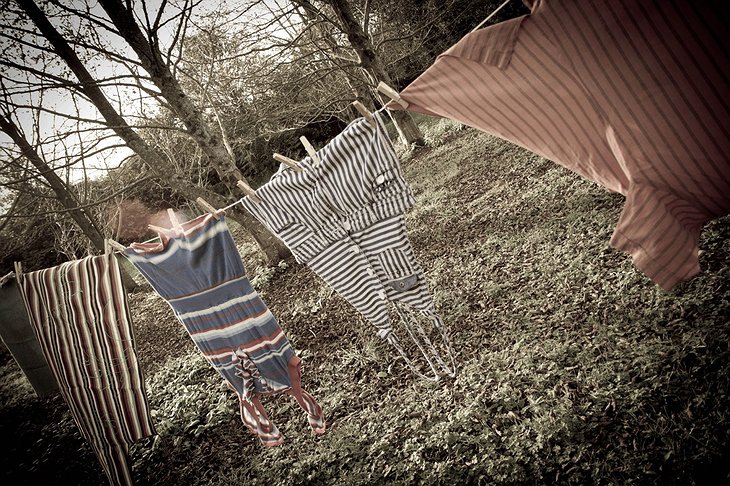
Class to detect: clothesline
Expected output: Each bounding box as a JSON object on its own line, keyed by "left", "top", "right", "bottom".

{"left": 470, "top": 0, "right": 512, "bottom": 33}
{"left": 131, "top": 197, "right": 244, "bottom": 247}
{"left": 115, "top": 104, "right": 455, "bottom": 394}
{"left": 129, "top": 106, "right": 391, "bottom": 248}
{"left": 128, "top": 199, "right": 236, "bottom": 247}
{"left": 8, "top": 93, "right": 454, "bottom": 478}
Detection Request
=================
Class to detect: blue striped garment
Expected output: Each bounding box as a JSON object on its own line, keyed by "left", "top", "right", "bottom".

{"left": 125, "top": 214, "right": 295, "bottom": 398}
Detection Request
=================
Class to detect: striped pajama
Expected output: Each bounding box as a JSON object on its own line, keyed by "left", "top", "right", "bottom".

{"left": 125, "top": 214, "right": 324, "bottom": 446}
{"left": 241, "top": 112, "right": 455, "bottom": 380}
{"left": 390, "top": 0, "right": 730, "bottom": 290}
{"left": 15, "top": 255, "right": 155, "bottom": 486}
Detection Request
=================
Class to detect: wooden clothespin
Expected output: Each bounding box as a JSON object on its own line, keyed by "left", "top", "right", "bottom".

{"left": 148, "top": 224, "right": 169, "bottom": 234}
{"left": 13, "top": 261, "right": 22, "bottom": 278}
{"left": 167, "top": 208, "right": 182, "bottom": 233}
{"left": 299, "top": 136, "right": 320, "bottom": 166}
{"left": 195, "top": 197, "right": 220, "bottom": 220}
{"left": 352, "top": 100, "right": 376, "bottom": 127}
{"left": 106, "top": 239, "right": 127, "bottom": 253}
{"left": 273, "top": 153, "right": 304, "bottom": 172}
{"left": 237, "top": 180, "right": 263, "bottom": 204}
{"left": 377, "top": 81, "right": 409, "bottom": 109}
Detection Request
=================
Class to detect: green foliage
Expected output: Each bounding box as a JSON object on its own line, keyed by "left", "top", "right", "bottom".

{"left": 131, "top": 354, "right": 238, "bottom": 467}
{"left": 371, "top": 0, "right": 531, "bottom": 85}
{"left": 0, "top": 185, "right": 90, "bottom": 274}
{"left": 1, "top": 120, "right": 727, "bottom": 485}
{"left": 249, "top": 259, "right": 290, "bottom": 299}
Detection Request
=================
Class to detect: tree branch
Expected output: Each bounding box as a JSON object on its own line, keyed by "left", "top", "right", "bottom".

{"left": 1, "top": 174, "right": 156, "bottom": 219}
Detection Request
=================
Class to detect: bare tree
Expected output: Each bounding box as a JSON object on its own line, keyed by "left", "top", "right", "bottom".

{"left": 0, "top": 113, "right": 106, "bottom": 250}
{"left": 12, "top": 0, "right": 289, "bottom": 263}
{"left": 2, "top": 0, "right": 460, "bottom": 272}
{"left": 294, "top": 0, "right": 424, "bottom": 145}
{"left": 169, "top": 0, "right": 424, "bottom": 148}
{"left": 96, "top": 0, "right": 249, "bottom": 191}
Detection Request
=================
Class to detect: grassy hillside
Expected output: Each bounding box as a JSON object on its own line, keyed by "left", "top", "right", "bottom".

{"left": 1, "top": 117, "right": 728, "bottom": 485}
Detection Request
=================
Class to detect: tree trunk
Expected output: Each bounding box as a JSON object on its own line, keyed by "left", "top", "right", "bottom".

{"left": 326, "top": 0, "right": 424, "bottom": 146}
{"left": 0, "top": 115, "right": 105, "bottom": 250}
{"left": 97, "top": 0, "right": 246, "bottom": 191}
{"left": 97, "top": 0, "right": 289, "bottom": 263}
{"left": 0, "top": 114, "right": 138, "bottom": 289}
{"left": 17, "top": 0, "right": 288, "bottom": 264}
{"left": 386, "top": 110, "right": 425, "bottom": 147}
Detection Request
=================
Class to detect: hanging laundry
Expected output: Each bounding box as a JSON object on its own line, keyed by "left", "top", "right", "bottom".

{"left": 0, "top": 273, "right": 59, "bottom": 397}
{"left": 241, "top": 112, "right": 455, "bottom": 380}
{"left": 124, "top": 213, "right": 324, "bottom": 447}
{"left": 15, "top": 255, "right": 155, "bottom": 486}
{"left": 388, "top": 0, "right": 730, "bottom": 290}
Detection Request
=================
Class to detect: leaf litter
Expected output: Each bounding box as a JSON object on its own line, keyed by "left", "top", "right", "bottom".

{"left": 1, "top": 118, "right": 728, "bottom": 484}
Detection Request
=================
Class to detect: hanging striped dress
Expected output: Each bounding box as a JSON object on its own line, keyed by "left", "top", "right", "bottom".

{"left": 241, "top": 112, "right": 455, "bottom": 380}
{"left": 16, "top": 255, "right": 155, "bottom": 486}
{"left": 124, "top": 213, "right": 324, "bottom": 446}
{"left": 389, "top": 0, "right": 730, "bottom": 290}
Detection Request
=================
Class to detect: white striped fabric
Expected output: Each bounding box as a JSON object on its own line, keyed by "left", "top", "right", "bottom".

{"left": 16, "top": 255, "right": 155, "bottom": 486}
{"left": 241, "top": 112, "right": 455, "bottom": 380}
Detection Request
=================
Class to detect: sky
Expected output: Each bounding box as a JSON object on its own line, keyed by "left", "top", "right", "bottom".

{"left": 0, "top": 0, "right": 290, "bottom": 186}
{"left": 2, "top": 0, "right": 164, "bottom": 181}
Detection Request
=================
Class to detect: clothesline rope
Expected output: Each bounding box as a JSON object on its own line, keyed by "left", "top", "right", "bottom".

{"left": 470, "top": 0, "right": 512, "bottom": 33}
{"left": 126, "top": 105, "right": 391, "bottom": 249}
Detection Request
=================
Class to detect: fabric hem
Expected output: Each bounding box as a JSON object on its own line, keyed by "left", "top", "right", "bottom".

{"left": 609, "top": 230, "right": 700, "bottom": 291}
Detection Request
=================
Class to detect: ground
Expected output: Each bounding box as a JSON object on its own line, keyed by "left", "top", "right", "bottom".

{"left": 1, "top": 117, "right": 728, "bottom": 485}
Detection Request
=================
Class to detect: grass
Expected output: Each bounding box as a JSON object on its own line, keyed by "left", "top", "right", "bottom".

{"left": 1, "top": 115, "right": 728, "bottom": 485}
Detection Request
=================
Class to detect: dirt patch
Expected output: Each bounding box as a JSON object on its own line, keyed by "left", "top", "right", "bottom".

{"left": 127, "top": 291, "right": 197, "bottom": 376}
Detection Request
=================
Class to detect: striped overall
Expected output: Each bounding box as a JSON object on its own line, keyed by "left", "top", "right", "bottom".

{"left": 241, "top": 112, "right": 455, "bottom": 380}
{"left": 125, "top": 214, "right": 324, "bottom": 446}
{"left": 16, "top": 255, "right": 155, "bottom": 486}
{"left": 389, "top": 0, "right": 730, "bottom": 290}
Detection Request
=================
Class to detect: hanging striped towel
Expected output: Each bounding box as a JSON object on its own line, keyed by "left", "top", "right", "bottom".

{"left": 16, "top": 255, "right": 155, "bottom": 486}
